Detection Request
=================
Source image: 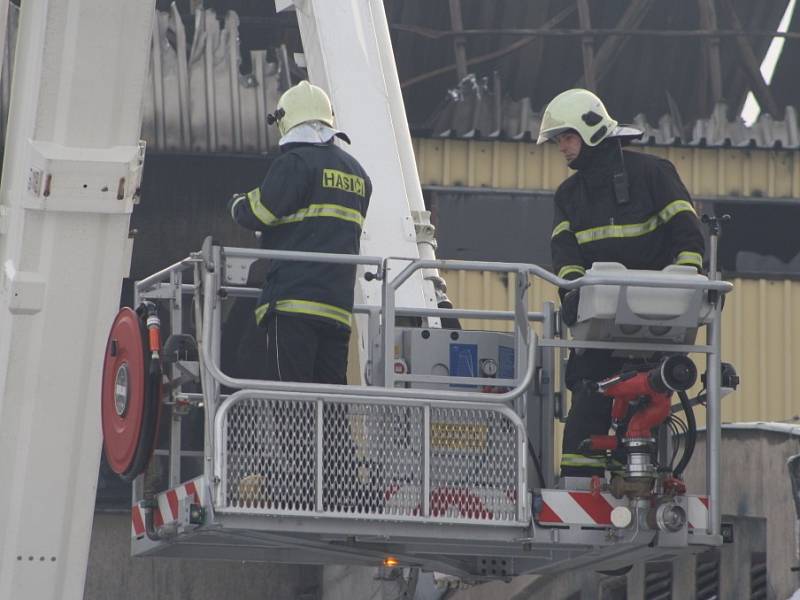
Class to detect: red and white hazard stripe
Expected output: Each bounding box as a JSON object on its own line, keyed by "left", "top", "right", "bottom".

{"left": 131, "top": 477, "right": 205, "bottom": 539}
{"left": 687, "top": 495, "right": 709, "bottom": 530}
{"left": 537, "top": 490, "right": 709, "bottom": 529}
{"left": 537, "top": 490, "right": 627, "bottom": 526}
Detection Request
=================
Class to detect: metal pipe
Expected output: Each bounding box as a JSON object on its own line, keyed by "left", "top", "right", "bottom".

{"left": 394, "top": 306, "right": 545, "bottom": 322}
{"left": 199, "top": 293, "right": 536, "bottom": 405}
{"left": 517, "top": 420, "right": 528, "bottom": 522}
{"left": 168, "top": 269, "right": 182, "bottom": 488}
{"left": 394, "top": 374, "right": 517, "bottom": 387}
{"left": 221, "top": 285, "right": 260, "bottom": 298}
{"left": 201, "top": 263, "right": 217, "bottom": 488}
{"left": 132, "top": 281, "right": 144, "bottom": 509}
{"left": 540, "top": 339, "right": 712, "bottom": 354}
{"left": 222, "top": 246, "right": 383, "bottom": 269}
{"left": 215, "top": 287, "right": 545, "bottom": 322}
{"left": 211, "top": 245, "right": 224, "bottom": 414}
{"left": 200, "top": 248, "right": 535, "bottom": 404}
{"left": 389, "top": 258, "right": 535, "bottom": 289}
{"left": 705, "top": 220, "right": 723, "bottom": 536}
{"left": 387, "top": 257, "right": 732, "bottom": 293}
{"left": 422, "top": 405, "right": 431, "bottom": 517}
{"left": 135, "top": 257, "right": 195, "bottom": 292}
{"left": 316, "top": 400, "right": 324, "bottom": 512}
{"left": 540, "top": 302, "right": 556, "bottom": 486}
{"left": 512, "top": 269, "right": 530, "bottom": 424}
{"left": 382, "top": 258, "right": 397, "bottom": 388}
{"left": 214, "top": 247, "right": 731, "bottom": 295}
{"left": 189, "top": 249, "right": 539, "bottom": 403}
{"left": 709, "top": 224, "right": 720, "bottom": 281}
{"left": 706, "top": 304, "right": 722, "bottom": 536}
{"left": 390, "top": 25, "right": 800, "bottom": 40}
{"left": 560, "top": 274, "right": 732, "bottom": 293}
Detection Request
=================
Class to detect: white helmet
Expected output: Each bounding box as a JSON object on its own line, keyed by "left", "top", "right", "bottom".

{"left": 537, "top": 88, "right": 640, "bottom": 146}
{"left": 271, "top": 81, "right": 336, "bottom": 137}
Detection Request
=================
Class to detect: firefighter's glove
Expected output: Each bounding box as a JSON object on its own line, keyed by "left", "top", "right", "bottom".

{"left": 227, "top": 193, "right": 246, "bottom": 220}
{"left": 561, "top": 288, "right": 580, "bottom": 327}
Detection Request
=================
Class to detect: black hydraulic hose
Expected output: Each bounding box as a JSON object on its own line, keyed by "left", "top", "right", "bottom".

{"left": 674, "top": 390, "right": 697, "bottom": 478}
{"left": 144, "top": 501, "right": 161, "bottom": 542}
{"left": 527, "top": 439, "right": 547, "bottom": 489}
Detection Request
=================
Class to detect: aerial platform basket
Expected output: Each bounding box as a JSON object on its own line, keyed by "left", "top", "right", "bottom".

{"left": 113, "top": 240, "right": 732, "bottom": 580}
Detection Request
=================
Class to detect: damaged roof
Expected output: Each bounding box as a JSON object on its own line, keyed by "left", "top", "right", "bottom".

{"left": 386, "top": 0, "right": 800, "bottom": 128}
{"left": 5, "top": 1, "right": 788, "bottom": 152}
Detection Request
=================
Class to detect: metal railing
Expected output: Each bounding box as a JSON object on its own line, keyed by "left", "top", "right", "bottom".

{"left": 134, "top": 240, "right": 733, "bottom": 536}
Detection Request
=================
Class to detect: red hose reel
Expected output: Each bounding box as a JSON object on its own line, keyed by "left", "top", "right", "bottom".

{"left": 101, "top": 305, "right": 162, "bottom": 482}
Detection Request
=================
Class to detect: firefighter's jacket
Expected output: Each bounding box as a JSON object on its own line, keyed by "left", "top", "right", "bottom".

{"left": 231, "top": 141, "right": 371, "bottom": 328}
{"left": 550, "top": 141, "right": 705, "bottom": 385}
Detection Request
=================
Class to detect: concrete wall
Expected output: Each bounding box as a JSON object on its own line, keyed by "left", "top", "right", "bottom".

{"left": 84, "top": 512, "right": 322, "bottom": 600}
{"left": 684, "top": 426, "right": 800, "bottom": 599}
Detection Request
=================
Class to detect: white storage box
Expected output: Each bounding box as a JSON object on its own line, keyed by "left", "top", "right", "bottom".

{"left": 569, "top": 263, "right": 713, "bottom": 352}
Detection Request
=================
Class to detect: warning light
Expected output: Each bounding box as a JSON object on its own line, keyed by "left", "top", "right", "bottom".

{"left": 383, "top": 556, "right": 399, "bottom": 567}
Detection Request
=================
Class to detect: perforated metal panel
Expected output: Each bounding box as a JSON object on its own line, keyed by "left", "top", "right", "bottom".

{"left": 429, "top": 407, "right": 519, "bottom": 522}
{"left": 219, "top": 396, "right": 525, "bottom": 524}
{"left": 225, "top": 398, "right": 317, "bottom": 512}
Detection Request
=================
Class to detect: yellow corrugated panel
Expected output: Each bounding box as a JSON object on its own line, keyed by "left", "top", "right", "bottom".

{"left": 424, "top": 138, "right": 800, "bottom": 427}
{"left": 414, "top": 138, "right": 800, "bottom": 197}
{"left": 721, "top": 278, "right": 800, "bottom": 423}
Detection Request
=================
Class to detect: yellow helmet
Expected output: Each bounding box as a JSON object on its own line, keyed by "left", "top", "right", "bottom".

{"left": 271, "top": 81, "right": 335, "bottom": 137}
{"left": 537, "top": 88, "right": 618, "bottom": 147}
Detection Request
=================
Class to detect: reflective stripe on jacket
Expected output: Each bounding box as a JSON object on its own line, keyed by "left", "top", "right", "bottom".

{"left": 550, "top": 144, "right": 705, "bottom": 387}
{"left": 231, "top": 142, "right": 371, "bottom": 327}
{"left": 550, "top": 148, "right": 705, "bottom": 279}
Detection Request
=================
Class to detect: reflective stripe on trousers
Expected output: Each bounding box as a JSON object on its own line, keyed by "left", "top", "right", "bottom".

{"left": 255, "top": 299, "right": 352, "bottom": 328}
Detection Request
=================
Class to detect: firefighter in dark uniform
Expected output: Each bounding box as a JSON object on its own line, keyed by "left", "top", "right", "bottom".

{"left": 537, "top": 88, "right": 705, "bottom": 478}
{"left": 229, "top": 80, "right": 371, "bottom": 385}
{"left": 228, "top": 81, "right": 372, "bottom": 511}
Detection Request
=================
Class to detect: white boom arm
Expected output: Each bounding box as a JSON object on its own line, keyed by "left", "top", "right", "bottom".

{"left": 276, "top": 0, "right": 442, "bottom": 377}
{"left": 0, "top": 3, "right": 155, "bottom": 598}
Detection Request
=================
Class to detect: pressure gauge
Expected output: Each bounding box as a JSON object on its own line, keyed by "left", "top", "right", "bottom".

{"left": 480, "top": 358, "right": 498, "bottom": 378}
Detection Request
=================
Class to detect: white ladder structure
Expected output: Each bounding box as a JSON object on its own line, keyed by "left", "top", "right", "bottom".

{"left": 0, "top": 2, "right": 155, "bottom": 599}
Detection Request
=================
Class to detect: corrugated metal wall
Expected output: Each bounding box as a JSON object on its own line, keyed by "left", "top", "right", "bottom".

{"left": 142, "top": 7, "right": 283, "bottom": 153}
{"left": 413, "top": 138, "right": 800, "bottom": 425}
{"left": 414, "top": 139, "right": 800, "bottom": 197}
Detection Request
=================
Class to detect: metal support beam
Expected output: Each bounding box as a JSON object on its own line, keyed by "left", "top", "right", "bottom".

{"left": 720, "top": 0, "right": 780, "bottom": 117}
{"left": 576, "top": 0, "right": 596, "bottom": 91}
{"left": 448, "top": 0, "right": 469, "bottom": 82}
{"left": 0, "top": 2, "right": 155, "bottom": 598}
{"left": 279, "top": 0, "right": 444, "bottom": 377}
{"left": 391, "top": 25, "right": 800, "bottom": 40}
{"left": 698, "top": 0, "right": 724, "bottom": 104}
{"left": 521, "top": 0, "right": 551, "bottom": 96}
{"left": 576, "top": 0, "right": 655, "bottom": 88}
{"left": 401, "top": 5, "right": 576, "bottom": 89}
